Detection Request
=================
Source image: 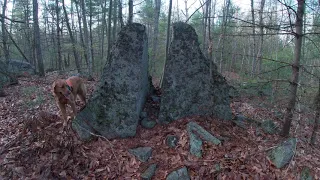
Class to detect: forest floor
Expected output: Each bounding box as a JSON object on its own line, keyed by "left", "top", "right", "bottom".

{"left": 0, "top": 72, "right": 319, "bottom": 179}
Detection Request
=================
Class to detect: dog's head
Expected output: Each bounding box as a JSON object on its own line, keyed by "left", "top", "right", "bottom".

{"left": 52, "top": 79, "right": 71, "bottom": 99}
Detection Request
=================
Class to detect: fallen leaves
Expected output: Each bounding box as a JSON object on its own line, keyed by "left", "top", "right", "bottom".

{"left": 0, "top": 74, "right": 319, "bottom": 179}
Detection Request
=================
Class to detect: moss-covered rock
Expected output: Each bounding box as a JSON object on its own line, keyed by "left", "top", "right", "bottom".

{"left": 73, "top": 23, "right": 149, "bottom": 140}
{"left": 159, "top": 22, "right": 232, "bottom": 123}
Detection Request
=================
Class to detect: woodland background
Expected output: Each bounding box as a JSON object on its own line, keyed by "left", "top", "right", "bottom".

{"left": 0, "top": 0, "right": 320, "bottom": 178}
{"left": 2, "top": 0, "right": 319, "bottom": 137}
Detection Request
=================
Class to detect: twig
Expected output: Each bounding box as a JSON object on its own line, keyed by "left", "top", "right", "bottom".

{"left": 72, "top": 121, "right": 121, "bottom": 173}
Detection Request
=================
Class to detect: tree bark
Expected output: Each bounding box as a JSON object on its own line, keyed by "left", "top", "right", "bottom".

{"left": 128, "top": 0, "right": 133, "bottom": 24}
{"left": 89, "top": 0, "right": 94, "bottom": 71}
{"left": 33, "top": 0, "right": 45, "bottom": 76}
{"left": 107, "top": 0, "right": 113, "bottom": 64}
{"left": 56, "top": 0, "right": 62, "bottom": 72}
{"left": 62, "top": 0, "right": 82, "bottom": 73}
{"left": 118, "top": 0, "right": 124, "bottom": 28}
{"left": 112, "top": 0, "right": 117, "bottom": 41}
{"left": 2, "top": 0, "right": 10, "bottom": 64}
{"left": 281, "top": 0, "right": 305, "bottom": 136}
{"left": 161, "top": 0, "right": 172, "bottom": 87}
{"left": 257, "top": 0, "right": 265, "bottom": 74}
{"left": 250, "top": 0, "right": 256, "bottom": 76}
{"left": 80, "top": 0, "right": 93, "bottom": 78}
{"left": 100, "top": 0, "right": 107, "bottom": 60}
{"left": 151, "top": 0, "right": 161, "bottom": 76}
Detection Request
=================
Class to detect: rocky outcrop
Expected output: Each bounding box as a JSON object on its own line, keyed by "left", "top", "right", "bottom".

{"left": 159, "top": 22, "right": 232, "bottom": 123}
{"left": 72, "top": 23, "right": 149, "bottom": 140}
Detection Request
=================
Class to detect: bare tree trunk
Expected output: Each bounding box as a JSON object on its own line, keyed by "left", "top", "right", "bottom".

{"left": 184, "top": 0, "right": 189, "bottom": 20}
{"left": 33, "top": 0, "right": 45, "bottom": 76}
{"left": 2, "top": 0, "right": 10, "bottom": 64}
{"left": 166, "top": 0, "right": 173, "bottom": 62}
{"left": 128, "top": 0, "right": 133, "bottom": 24}
{"left": 75, "top": 0, "right": 86, "bottom": 66}
{"left": 250, "top": 0, "right": 256, "bottom": 76}
{"left": 107, "top": 0, "right": 113, "bottom": 64}
{"left": 257, "top": 0, "right": 265, "bottom": 74}
{"left": 112, "top": 0, "right": 118, "bottom": 42}
{"left": 202, "top": 0, "right": 210, "bottom": 56}
{"left": 56, "top": 0, "right": 62, "bottom": 72}
{"left": 281, "top": 0, "right": 305, "bottom": 137}
{"left": 100, "top": 0, "right": 107, "bottom": 60}
{"left": 161, "top": 0, "right": 173, "bottom": 87}
{"left": 89, "top": 0, "right": 94, "bottom": 71}
{"left": 118, "top": 0, "right": 124, "bottom": 28}
{"left": 151, "top": 0, "right": 161, "bottom": 76}
{"left": 62, "top": 0, "right": 81, "bottom": 73}
{"left": 310, "top": 79, "right": 320, "bottom": 144}
{"left": 80, "top": 0, "right": 93, "bottom": 78}
{"left": 220, "top": 0, "right": 230, "bottom": 73}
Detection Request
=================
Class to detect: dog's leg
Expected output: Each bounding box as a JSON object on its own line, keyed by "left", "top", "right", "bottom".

{"left": 69, "top": 100, "right": 77, "bottom": 120}
{"left": 57, "top": 102, "right": 67, "bottom": 126}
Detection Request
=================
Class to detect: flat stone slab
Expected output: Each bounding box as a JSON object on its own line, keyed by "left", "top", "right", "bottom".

{"left": 166, "top": 167, "right": 190, "bottom": 180}
{"left": 128, "top": 147, "right": 152, "bottom": 162}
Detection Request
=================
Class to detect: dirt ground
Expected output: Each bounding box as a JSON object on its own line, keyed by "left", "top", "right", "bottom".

{"left": 0, "top": 73, "right": 319, "bottom": 179}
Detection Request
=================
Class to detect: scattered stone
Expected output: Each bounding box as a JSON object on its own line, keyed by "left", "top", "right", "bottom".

{"left": 159, "top": 22, "right": 232, "bottom": 123}
{"left": 166, "top": 166, "right": 190, "bottom": 180}
{"left": 166, "top": 135, "right": 179, "bottom": 148}
{"left": 128, "top": 147, "right": 152, "bottom": 162}
{"left": 233, "top": 114, "right": 246, "bottom": 129}
{"left": 214, "top": 163, "right": 221, "bottom": 172}
{"left": 141, "top": 118, "right": 157, "bottom": 129}
{"left": 140, "top": 111, "right": 148, "bottom": 119}
{"left": 261, "top": 119, "right": 278, "bottom": 134}
{"left": 267, "top": 138, "right": 297, "bottom": 168}
{"left": 150, "top": 95, "right": 160, "bottom": 103}
{"left": 187, "top": 122, "right": 221, "bottom": 157}
{"left": 187, "top": 122, "right": 221, "bottom": 145}
{"left": 141, "top": 164, "right": 157, "bottom": 180}
{"left": 189, "top": 132, "right": 202, "bottom": 157}
{"left": 300, "top": 167, "right": 313, "bottom": 180}
{"left": 72, "top": 23, "right": 150, "bottom": 140}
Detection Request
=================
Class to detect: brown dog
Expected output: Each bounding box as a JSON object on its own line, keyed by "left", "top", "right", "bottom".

{"left": 52, "top": 76, "right": 87, "bottom": 126}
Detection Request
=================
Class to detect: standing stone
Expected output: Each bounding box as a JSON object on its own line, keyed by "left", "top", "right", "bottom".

{"left": 72, "top": 23, "right": 149, "bottom": 140}
{"left": 159, "top": 22, "right": 232, "bottom": 123}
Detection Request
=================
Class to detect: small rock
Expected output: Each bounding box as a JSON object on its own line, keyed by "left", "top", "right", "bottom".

{"left": 141, "top": 164, "right": 157, "bottom": 180}
{"left": 128, "top": 147, "right": 152, "bottom": 162}
{"left": 141, "top": 118, "right": 156, "bottom": 129}
{"left": 267, "top": 138, "right": 297, "bottom": 168}
{"left": 236, "top": 114, "right": 246, "bottom": 121}
{"left": 300, "top": 167, "right": 313, "bottom": 180}
{"left": 189, "top": 132, "right": 202, "bottom": 157}
{"left": 166, "top": 135, "right": 179, "bottom": 148}
{"left": 151, "top": 95, "right": 160, "bottom": 103}
{"left": 166, "top": 166, "right": 190, "bottom": 180}
{"left": 140, "top": 111, "right": 148, "bottom": 119}
{"left": 261, "top": 119, "right": 278, "bottom": 134}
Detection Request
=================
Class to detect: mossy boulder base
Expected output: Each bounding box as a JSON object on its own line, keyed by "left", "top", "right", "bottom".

{"left": 72, "top": 23, "right": 149, "bottom": 140}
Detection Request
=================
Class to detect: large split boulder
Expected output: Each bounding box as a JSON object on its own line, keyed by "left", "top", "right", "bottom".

{"left": 159, "top": 22, "right": 232, "bottom": 123}
{"left": 72, "top": 23, "right": 149, "bottom": 140}
{"left": 8, "top": 59, "right": 35, "bottom": 76}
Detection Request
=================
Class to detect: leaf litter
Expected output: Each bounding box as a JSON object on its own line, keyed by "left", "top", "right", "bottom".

{"left": 0, "top": 74, "right": 319, "bottom": 179}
